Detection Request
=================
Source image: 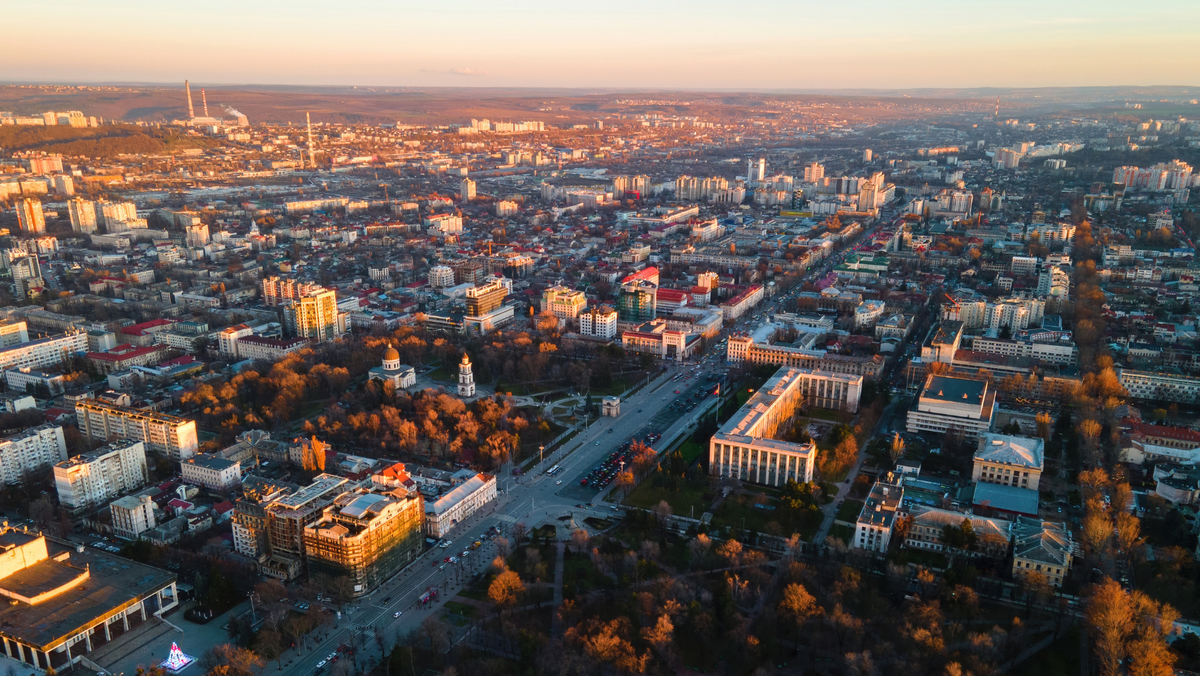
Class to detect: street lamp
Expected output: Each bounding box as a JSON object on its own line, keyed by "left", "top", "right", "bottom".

{"left": 539, "top": 445, "right": 544, "bottom": 467}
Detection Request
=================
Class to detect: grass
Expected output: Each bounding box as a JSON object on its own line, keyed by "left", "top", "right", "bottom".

{"left": 677, "top": 440, "right": 707, "bottom": 464}
{"left": 835, "top": 499, "right": 864, "bottom": 523}
{"left": 443, "top": 601, "right": 476, "bottom": 618}
{"left": 623, "top": 480, "right": 709, "bottom": 517}
{"left": 1009, "top": 625, "right": 1081, "bottom": 676}
{"left": 829, "top": 524, "right": 855, "bottom": 543}
{"left": 805, "top": 408, "right": 842, "bottom": 422}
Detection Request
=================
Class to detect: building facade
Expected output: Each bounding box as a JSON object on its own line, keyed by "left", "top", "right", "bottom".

{"left": 74, "top": 400, "right": 199, "bottom": 461}
{"left": 542, "top": 286, "right": 587, "bottom": 320}
{"left": 906, "top": 375, "right": 996, "bottom": 439}
{"left": 303, "top": 487, "right": 425, "bottom": 595}
{"left": 181, "top": 454, "right": 242, "bottom": 492}
{"left": 973, "top": 433, "right": 1044, "bottom": 491}
{"left": 0, "top": 423, "right": 67, "bottom": 488}
{"left": 53, "top": 440, "right": 148, "bottom": 510}
{"left": 854, "top": 480, "right": 903, "bottom": 553}
{"left": 110, "top": 494, "right": 157, "bottom": 539}
{"left": 424, "top": 473, "right": 497, "bottom": 538}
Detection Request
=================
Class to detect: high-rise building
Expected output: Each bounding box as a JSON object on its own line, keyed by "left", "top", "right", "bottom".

{"left": 803, "top": 162, "right": 825, "bottom": 183}
{"left": 96, "top": 200, "right": 137, "bottom": 229}
{"left": 53, "top": 440, "right": 149, "bottom": 511}
{"left": 863, "top": 149, "right": 873, "bottom": 163}
{"left": 6, "top": 248, "right": 44, "bottom": 301}
{"left": 16, "top": 198, "right": 45, "bottom": 234}
{"left": 579, "top": 305, "right": 618, "bottom": 340}
{"left": 0, "top": 423, "right": 66, "bottom": 488}
{"left": 303, "top": 486, "right": 425, "bottom": 596}
{"left": 616, "top": 280, "right": 657, "bottom": 322}
{"left": 465, "top": 279, "right": 507, "bottom": 317}
{"left": 74, "top": 400, "right": 199, "bottom": 461}
{"left": 111, "top": 494, "right": 157, "bottom": 539}
{"left": 263, "top": 474, "right": 353, "bottom": 578}
{"left": 458, "top": 354, "right": 475, "bottom": 397}
{"left": 541, "top": 286, "right": 587, "bottom": 320}
{"left": 53, "top": 175, "right": 74, "bottom": 196}
{"left": 67, "top": 198, "right": 97, "bottom": 234}
{"left": 282, "top": 289, "right": 342, "bottom": 342}
{"left": 428, "top": 266, "right": 455, "bottom": 288}
{"left": 261, "top": 276, "right": 323, "bottom": 306}
{"left": 459, "top": 178, "right": 476, "bottom": 201}
{"left": 185, "top": 223, "right": 210, "bottom": 248}
{"left": 233, "top": 475, "right": 297, "bottom": 560}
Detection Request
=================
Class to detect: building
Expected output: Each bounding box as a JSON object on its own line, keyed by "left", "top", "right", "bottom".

{"left": 86, "top": 344, "right": 170, "bottom": 374}
{"left": 261, "top": 276, "right": 323, "bottom": 307}
{"left": 303, "top": 486, "right": 424, "bottom": 595}
{"left": 428, "top": 265, "right": 455, "bottom": 288}
{"left": 0, "top": 331, "right": 87, "bottom": 372}
{"left": 458, "top": 353, "right": 475, "bottom": 397}
{"left": 621, "top": 320, "right": 701, "bottom": 362}
{"left": 580, "top": 305, "right": 618, "bottom": 340}
{"left": 1117, "top": 369, "right": 1200, "bottom": 404}
{"left": 726, "top": 334, "right": 885, "bottom": 380}
{"left": 709, "top": 366, "right": 821, "bottom": 486}
{"left": 542, "top": 286, "right": 587, "bottom": 320}
{"left": 282, "top": 289, "right": 342, "bottom": 342}
{"left": 0, "top": 321, "right": 28, "bottom": 348}
{"left": 854, "top": 479, "right": 903, "bottom": 553}
{"left": 75, "top": 400, "right": 199, "bottom": 461}
{"left": 235, "top": 336, "right": 309, "bottom": 362}
{"left": 67, "top": 198, "right": 98, "bottom": 234}
{"left": 459, "top": 178, "right": 476, "bottom": 200}
{"left": 465, "top": 278, "right": 507, "bottom": 317}
{"left": 617, "top": 279, "right": 657, "bottom": 322}
{"left": 719, "top": 285, "right": 764, "bottom": 322}
{"left": 1011, "top": 517, "right": 1073, "bottom": 586}
{"left": 602, "top": 397, "right": 621, "bottom": 417}
{"left": 53, "top": 440, "right": 148, "bottom": 511}
{"left": 0, "top": 526, "right": 178, "bottom": 673}
{"left": 262, "top": 474, "right": 353, "bottom": 580}
{"left": 110, "top": 494, "right": 157, "bottom": 540}
{"left": 369, "top": 344, "right": 416, "bottom": 389}
{"left": 423, "top": 473, "right": 497, "bottom": 538}
{"left": 0, "top": 423, "right": 67, "bottom": 488}
{"left": 181, "top": 454, "right": 242, "bottom": 492}
{"left": 973, "top": 433, "right": 1044, "bottom": 491}
{"left": 232, "top": 475, "right": 297, "bottom": 560}
{"left": 905, "top": 506, "right": 1012, "bottom": 559}
{"left": 906, "top": 375, "right": 996, "bottom": 439}
{"left": 16, "top": 198, "right": 45, "bottom": 234}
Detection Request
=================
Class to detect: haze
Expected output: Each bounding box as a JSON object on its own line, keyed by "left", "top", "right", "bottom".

{"left": 4, "top": 0, "right": 1199, "bottom": 88}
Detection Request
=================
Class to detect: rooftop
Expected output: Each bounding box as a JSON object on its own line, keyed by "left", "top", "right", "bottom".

{"left": 976, "top": 433, "right": 1045, "bottom": 470}
{"left": 921, "top": 375, "right": 987, "bottom": 405}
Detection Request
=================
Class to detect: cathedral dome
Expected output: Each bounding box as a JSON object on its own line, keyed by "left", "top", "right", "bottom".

{"left": 383, "top": 344, "right": 400, "bottom": 362}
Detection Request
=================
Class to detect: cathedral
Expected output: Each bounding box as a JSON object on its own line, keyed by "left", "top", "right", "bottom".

{"left": 369, "top": 344, "right": 416, "bottom": 389}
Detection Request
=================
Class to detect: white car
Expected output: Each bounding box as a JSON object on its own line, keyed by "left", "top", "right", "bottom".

{"left": 394, "top": 611, "right": 403, "bottom": 618}
{"left": 317, "top": 661, "right": 327, "bottom": 669}
{"left": 555, "top": 479, "right": 562, "bottom": 485}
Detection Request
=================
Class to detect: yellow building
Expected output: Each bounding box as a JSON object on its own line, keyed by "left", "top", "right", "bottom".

{"left": 303, "top": 487, "right": 425, "bottom": 595}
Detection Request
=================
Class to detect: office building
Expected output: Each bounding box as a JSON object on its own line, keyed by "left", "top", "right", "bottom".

{"left": 1011, "top": 517, "right": 1073, "bottom": 586}
{"left": 726, "top": 334, "right": 885, "bottom": 380}
{"left": 110, "top": 494, "right": 157, "bottom": 540}
{"left": 542, "top": 286, "right": 587, "bottom": 320}
{"left": 181, "top": 454, "right": 242, "bottom": 492}
{"left": 973, "top": 433, "right": 1045, "bottom": 491}
{"left": 0, "top": 526, "right": 178, "bottom": 673}
{"left": 616, "top": 279, "right": 657, "bottom": 322}
{"left": 854, "top": 479, "right": 903, "bottom": 553}
{"left": 282, "top": 289, "right": 342, "bottom": 342}
{"left": 262, "top": 474, "right": 354, "bottom": 580}
{"left": 304, "top": 486, "right": 425, "bottom": 596}
{"left": 53, "top": 440, "right": 148, "bottom": 510}
{"left": 1117, "top": 369, "right": 1200, "bottom": 404}
{"left": 465, "top": 278, "right": 507, "bottom": 317}
{"left": 0, "top": 423, "right": 67, "bottom": 488}
{"left": 709, "top": 366, "right": 822, "bottom": 486}
{"left": 16, "top": 198, "right": 45, "bottom": 234}
{"left": 75, "top": 400, "right": 199, "bottom": 461}
{"left": 67, "top": 198, "right": 98, "bottom": 234}
{"left": 906, "top": 375, "right": 996, "bottom": 439}
{"left": 621, "top": 320, "right": 702, "bottom": 362}
{"left": 579, "top": 305, "right": 618, "bottom": 340}
{"left": 424, "top": 473, "right": 497, "bottom": 538}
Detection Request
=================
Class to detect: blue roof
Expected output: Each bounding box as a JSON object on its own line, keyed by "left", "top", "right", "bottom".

{"left": 972, "top": 482, "right": 1039, "bottom": 516}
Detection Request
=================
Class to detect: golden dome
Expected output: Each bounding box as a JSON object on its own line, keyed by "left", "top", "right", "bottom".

{"left": 383, "top": 344, "right": 400, "bottom": 362}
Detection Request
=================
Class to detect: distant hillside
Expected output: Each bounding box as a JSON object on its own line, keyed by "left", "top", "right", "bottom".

{"left": 0, "top": 125, "right": 215, "bottom": 158}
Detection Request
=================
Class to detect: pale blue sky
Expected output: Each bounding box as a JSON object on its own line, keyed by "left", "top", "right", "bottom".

{"left": 4, "top": 0, "right": 1198, "bottom": 88}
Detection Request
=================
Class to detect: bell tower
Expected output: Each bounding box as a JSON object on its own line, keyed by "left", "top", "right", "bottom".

{"left": 458, "top": 353, "right": 475, "bottom": 398}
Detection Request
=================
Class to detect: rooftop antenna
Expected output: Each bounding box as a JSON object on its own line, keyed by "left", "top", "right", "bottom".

{"left": 201, "top": 89, "right": 209, "bottom": 117}
{"left": 306, "top": 112, "right": 316, "bottom": 170}
{"left": 185, "top": 80, "right": 195, "bottom": 119}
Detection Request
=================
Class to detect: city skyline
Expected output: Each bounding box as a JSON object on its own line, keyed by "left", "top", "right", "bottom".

{"left": 3, "top": 0, "right": 1198, "bottom": 89}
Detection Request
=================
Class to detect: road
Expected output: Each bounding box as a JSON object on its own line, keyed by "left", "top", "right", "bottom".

{"left": 274, "top": 365, "right": 716, "bottom": 676}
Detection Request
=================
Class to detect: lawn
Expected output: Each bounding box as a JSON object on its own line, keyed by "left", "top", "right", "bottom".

{"left": 623, "top": 480, "right": 710, "bottom": 518}
{"left": 829, "top": 524, "right": 855, "bottom": 543}
{"left": 835, "top": 499, "right": 864, "bottom": 523}
{"left": 805, "top": 408, "right": 842, "bottom": 422}
{"left": 1009, "top": 625, "right": 1081, "bottom": 676}
{"left": 677, "top": 440, "right": 707, "bottom": 464}
{"left": 443, "top": 600, "right": 477, "bottom": 618}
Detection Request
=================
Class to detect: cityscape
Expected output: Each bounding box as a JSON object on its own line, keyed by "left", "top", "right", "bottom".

{"left": 1, "top": 6, "right": 1200, "bottom": 676}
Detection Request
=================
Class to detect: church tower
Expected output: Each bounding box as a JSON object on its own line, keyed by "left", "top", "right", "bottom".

{"left": 458, "top": 353, "right": 475, "bottom": 397}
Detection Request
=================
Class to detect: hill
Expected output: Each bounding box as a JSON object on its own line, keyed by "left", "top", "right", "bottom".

{"left": 0, "top": 125, "right": 216, "bottom": 158}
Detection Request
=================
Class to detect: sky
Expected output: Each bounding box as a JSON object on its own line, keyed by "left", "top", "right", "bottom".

{"left": 4, "top": 0, "right": 1198, "bottom": 89}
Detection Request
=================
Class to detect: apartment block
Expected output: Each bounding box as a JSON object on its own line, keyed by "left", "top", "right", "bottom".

{"left": 53, "top": 440, "right": 148, "bottom": 510}
{"left": 75, "top": 400, "right": 199, "bottom": 461}
{"left": 110, "top": 494, "right": 157, "bottom": 540}
{"left": 0, "top": 424, "right": 67, "bottom": 488}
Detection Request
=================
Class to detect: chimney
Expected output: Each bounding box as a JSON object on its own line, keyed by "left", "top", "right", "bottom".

{"left": 185, "top": 80, "right": 195, "bottom": 119}
{"left": 201, "top": 88, "right": 209, "bottom": 117}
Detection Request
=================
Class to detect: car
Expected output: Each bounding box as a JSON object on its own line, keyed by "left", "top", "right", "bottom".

{"left": 432, "top": 560, "right": 440, "bottom": 567}
{"left": 580, "top": 479, "right": 588, "bottom": 486}
{"left": 555, "top": 479, "right": 563, "bottom": 484}
{"left": 449, "top": 556, "right": 459, "bottom": 563}
{"left": 471, "top": 541, "right": 482, "bottom": 549}
{"left": 461, "top": 550, "right": 470, "bottom": 557}
{"left": 317, "top": 661, "right": 327, "bottom": 669}
{"left": 394, "top": 611, "right": 403, "bottom": 617}
{"left": 595, "top": 441, "right": 600, "bottom": 446}
{"left": 444, "top": 556, "right": 452, "bottom": 562}
{"left": 439, "top": 564, "right": 447, "bottom": 570}
{"left": 327, "top": 653, "right": 338, "bottom": 661}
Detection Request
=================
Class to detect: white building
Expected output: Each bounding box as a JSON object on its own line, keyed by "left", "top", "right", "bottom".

{"left": 0, "top": 423, "right": 67, "bottom": 488}
{"left": 181, "top": 454, "right": 242, "bottom": 492}
{"left": 854, "top": 480, "right": 903, "bottom": 553}
{"left": 0, "top": 331, "right": 88, "bottom": 372}
{"left": 428, "top": 266, "right": 455, "bottom": 288}
{"left": 424, "top": 473, "right": 497, "bottom": 538}
{"left": 67, "top": 198, "right": 98, "bottom": 234}
{"left": 458, "top": 354, "right": 475, "bottom": 398}
{"left": 369, "top": 344, "right": 416, "bottom": 389}
{"left": 110, "top": 494, "right": 157, "bottom": 540}
{"left": 579, "top": 305, "right": 618, "bottom": 340}
{"left": 53, "top": 440, "right": 148, "bottom": 510}
{"left": 854, "top": 300, "right": 886, "bottom": 328}
{"left": 906, "top": 375, "right": 996, "bottom": 439}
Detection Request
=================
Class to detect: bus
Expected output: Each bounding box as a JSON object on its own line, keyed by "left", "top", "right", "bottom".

{"left": 547, "top": 465, "right": 562, "bottom": 476}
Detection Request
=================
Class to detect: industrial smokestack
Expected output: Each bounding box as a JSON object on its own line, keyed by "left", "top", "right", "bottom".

{"left": 201, "top": 89, "right": 209, "bottom": 117}
{"left": 306, "top": 112, "right": 316, "bottom": 170}
{"left": 185, "top": 80, "right": 195, "bottom": 119}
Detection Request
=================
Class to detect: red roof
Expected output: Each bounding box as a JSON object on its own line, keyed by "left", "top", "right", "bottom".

{"left": 88, "top": 344, "right": 164, "bottom": 362}
{"left": 655, "top": 289, "right": 688, "bottom": 303}
{"left": 120, "top": 319, "right": 176, "bottom": 336}
{"left": 1128, "top": 421, "right": 1200, "bottom": 444}
{"left": 213, "top": 500, "right": 235, "bottom": 515}
{"left": 622, "top": 267, "right": 659, "bottom": 283}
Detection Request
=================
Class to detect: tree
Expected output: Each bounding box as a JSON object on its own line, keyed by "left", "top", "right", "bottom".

{"left": 1114, "top": 511, "right": 1142, "bottom": 554}
{"left": 1017, "top": 570, "right": 1051, "bottom": 617}
{"left": 716, "top": 538, "right": 743, "bottom": 568}
{"left": 689, "top": 533, "right": 712, "bottom": 570}
{"left": 487, "top": 569, "right": 524, "bottom": 610}
{"left": 888, "top": 432, "right": 905, "bottom": 465}
{"left": 199, "top": 644, "right": 265, "bottom": 676}
{"left": 1082, "top": 510, "right": 1112, "bottom": 557}
{"left": 256, "top": 630, "right": 284, "bottom": 669}
{"left": 778, "top": 582, "right": 819, "bottom": 649}
{"left": 1087, "top": 579, "right": 1135, "bottom": 676}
